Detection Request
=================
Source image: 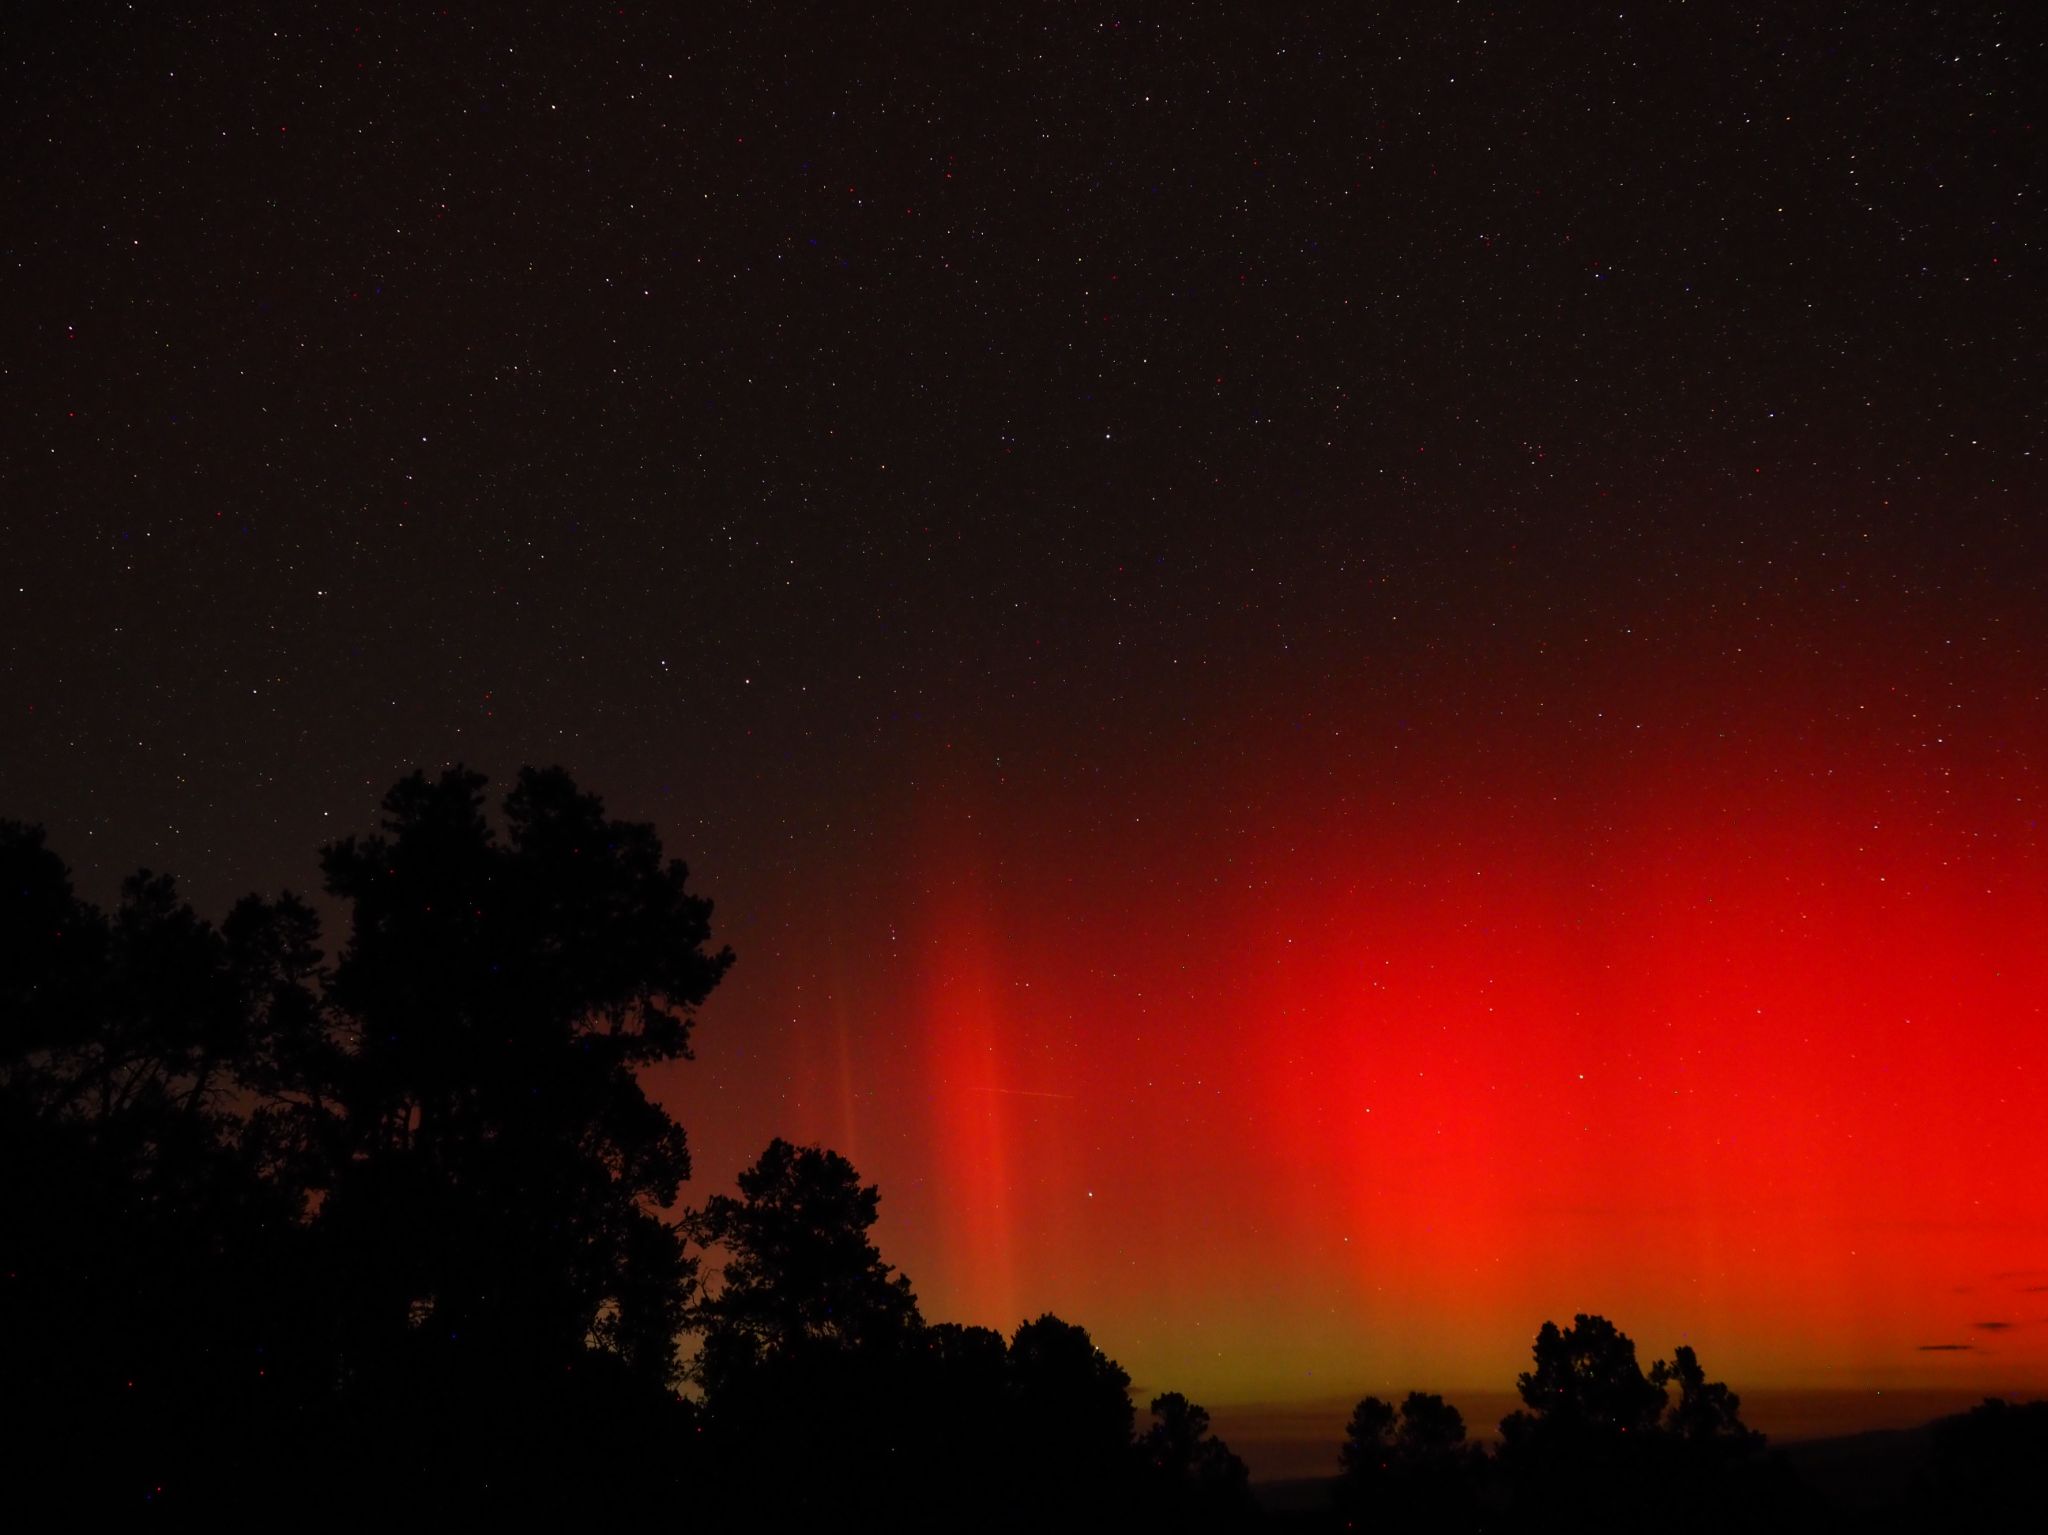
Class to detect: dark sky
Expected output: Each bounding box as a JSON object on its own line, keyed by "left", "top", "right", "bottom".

{"left": 5, "top": 3, "right": 2045, "bottom": 1432}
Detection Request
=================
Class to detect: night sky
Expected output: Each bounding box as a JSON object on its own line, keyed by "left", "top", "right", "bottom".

{"left": 5, "top": 3, "right": 2044, "bottom": 1465}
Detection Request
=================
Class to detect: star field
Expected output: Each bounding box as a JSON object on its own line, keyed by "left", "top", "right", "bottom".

{"left": 4, "top": 3, "right": 2044, "bottom": 1442}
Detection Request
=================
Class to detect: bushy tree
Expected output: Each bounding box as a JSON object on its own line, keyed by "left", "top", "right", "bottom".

{"left": 1143, "top": 1391, "right": 1251, "bottom": 1526}
{"left": 317, "top": 767, "right": 730, "bottom": 1389}
{"left": 684, "top": 1136, "right": 922, "bottom": 1400}
{"left": 685, "top": 1143, "right": 1254, "bottom": 1530}
{"left": 1340, "top": 1390, "right": 1482, "bottom": 1527}
{"left": 1498, "top": 1315, "right": 1782, "bottom": 1533}
{"left": 2, "top": 769, "right": 734, "bottom": 1516}
{"left": 1505, "top": 1313, "right": 1667, "bottom": 1442}
{"left": 684, "top": 1138, "right": 937, "bottom": 1524}
{"left": 1653, "top": 1344, "right": 1763, "bottom": 1454}
{"left": 0, "top": 826, "right": 326, "bottom": 1514}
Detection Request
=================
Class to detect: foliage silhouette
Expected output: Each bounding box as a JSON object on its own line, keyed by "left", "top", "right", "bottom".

{"left": 685, "top": 1136, "right": 922, "bottom": 1402}
{"left": 2, "top": 771, "right": 732, "bottom": 1515}
{"left": 1143, "top": 1390, "right": 1253, "bottom": 1526}
{"left": 1338, "top": 1390, "right": 1484, "bottom": 1528}
{"left": 1653, "top": 1343, "right": 1765, "bottom": 1454}
{"left": 1494, "top": 1313, "right": 1800, "bottom": 1534}
{"left": 319, "top": 767, "right": 730, "bottom": 1373}
{"left": 999, "top": 1312, "right": 1145, "bottom": 1523}
{"left": 679, "top": 1134, "right": 1258, "bottom": 1530}
{"left": 308, "top": 767, "right": 731, "bottom": 1513}
{"left": 1505, "top": 1312, "right": 1668, "bottom": 1440}
{"left": 1, "top": 824, "right": 325, "bottom": 1512}
{"left": 4, "top": 786, "right": 2036, "bottom": 1527}
{"left": 680, "top": 1138, "right": 935, "bottom": 1524}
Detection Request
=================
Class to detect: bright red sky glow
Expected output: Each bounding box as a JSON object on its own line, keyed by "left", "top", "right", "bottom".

{"left": 668, "top": 593, "right": 2048, "bottom": 1447}
{"left": 9, "top": 1, "right": 2042, "bottom": 1495}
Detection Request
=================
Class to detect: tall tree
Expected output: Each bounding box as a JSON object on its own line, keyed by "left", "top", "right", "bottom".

{"left": 1652, "top": 1344, "right": 1763, "bottom": 1453}
{"left": 1497, "top": 1314, "right": 1668, "bottom": 1530}
{"left": 316, "top": 766, "right": 732, "bottom": 1390}
{"left": 5, "top": 770, "right": 734, "bottom": 1515}
{"left": 1142, "top": 1391, "right": 1252, "bottom": 1526}
{"left": 683, "top": 1139, "right": 936, "bottom": 1525}
{"left": 1001, "top": 1313, "right": 1143, "bottom": 1523}
{"left": 0, "top": 826, "right": 323, "bottom": 1514}
{"left": 684, "top": 1137, "right": 922, "bottom": 1400}
{"left": 1506, "top": 1314, "right": 1667, "bottom": 1440}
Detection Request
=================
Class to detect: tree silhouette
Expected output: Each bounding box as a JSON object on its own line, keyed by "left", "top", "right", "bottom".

{"left": 10, "top": 780, "right": 1270, "bottom": 1527}
{"left": 684, "top": 1138, "right": 948, "bottom": 1524}
{"left": 684, "top": 1136, "right": 922, "bottom": 1400}
{"left": 1008, "top": 1311, "right": 1137, "bottom": 1453}
{"left": 998, "top": 1314, "right": 1146, "bottom": 1527}
{"left": 316, "top": 768, "right": 730, "bottom": 1387}
{"left": 5, "top": 787, "right": 1926, "bottom": 1529}
{"left": 899, "top": 1319, "right": 1016, "bottom": 1515}
{"left": 0, "top": 826, "right": 324, "bottom": 1513}
{"left": 1398, "top": 1389, "right": 1470, "bottom": 1458}
{"left": 5, "top": 768, "right": 738, "bottom": 1514}
{"left": 306, "top": 766, "right": 731, "bottom": 1510}
{"left": 682, "top": 1146, "right": 1249, "bottom": 1529}
{"left": 1506, "top": 1313, "right": 1667, "bottom": 1439}
{"left": 1497, "top": 1314, "right": 1670, "bottom": 1530}
{"left": 1142, "top": 1391, "right": 1251, "bottom": 1526}
{"left": 0, "top": 821, "right": 100, "bottom": 1066}
{"left": 1340, "top": 1390, "right": 1483, "bottom": 1528}
{"left": 1653, "top": 1343, "right": 1764, "bottom": 1454}
{"left": 1498, "top": 1314, "right": 1789, "bottom": 1533}
{"left": 1342, "top": 1393, "right": 1400, "bottom": 1472}
{"left": 1343, "top": 1389, "right": 1470, "bottom": 1470}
